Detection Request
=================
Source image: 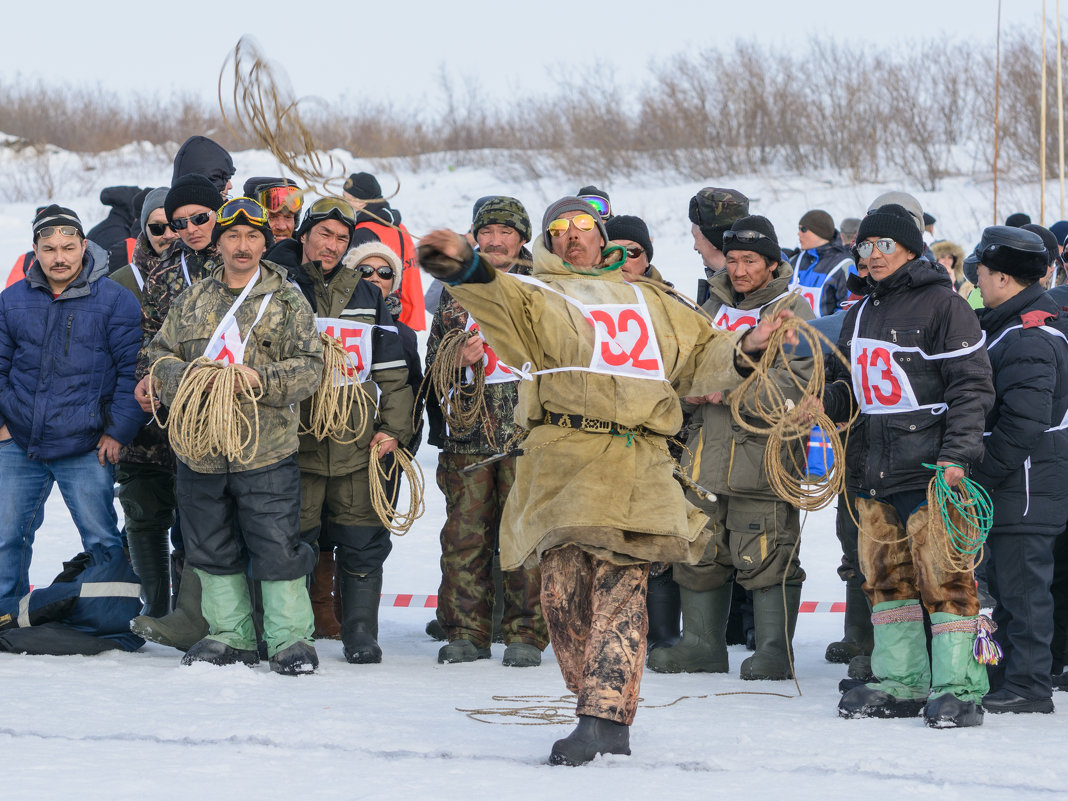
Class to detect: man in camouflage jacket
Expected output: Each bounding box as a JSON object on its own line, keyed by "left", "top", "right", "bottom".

{"left": 425, "top": 197, "right": 548, "bottom": 667}
{"left": 145, "top": 198, "right": 324, "bottom": 675}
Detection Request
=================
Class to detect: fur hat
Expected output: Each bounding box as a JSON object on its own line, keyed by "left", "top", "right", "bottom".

{"left": 342, "top": 240, "right": 403, "bottom": 295}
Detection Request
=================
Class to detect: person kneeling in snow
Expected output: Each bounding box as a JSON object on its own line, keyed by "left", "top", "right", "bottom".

{"left": 0, "top": 544, "right": 144, "bottom": 655}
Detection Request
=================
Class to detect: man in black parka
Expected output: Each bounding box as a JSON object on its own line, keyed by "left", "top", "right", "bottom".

{"left": 968, "top": 226, "right": 1068, "bottom": 714}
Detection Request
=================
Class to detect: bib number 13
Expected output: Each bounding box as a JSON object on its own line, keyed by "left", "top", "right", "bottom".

{"left": 856, "top": 346, "right": 902, "bottom": 406}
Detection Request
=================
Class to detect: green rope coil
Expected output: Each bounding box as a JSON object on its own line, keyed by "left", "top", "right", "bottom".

{"left": 922, "top": 463, "right": 994, "bottom": 555}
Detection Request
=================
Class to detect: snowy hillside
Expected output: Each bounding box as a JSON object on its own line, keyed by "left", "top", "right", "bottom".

{"left": 3, "top": 144, "right": 1067, "bottom": 800}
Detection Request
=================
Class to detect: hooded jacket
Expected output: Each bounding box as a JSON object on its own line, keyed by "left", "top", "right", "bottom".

{"left": 972, "top": 283, "right": 1068, "bottom": 535}
{"left": 0, "top": 241, "right": 146, "bottom": 460}
{"left": 170, "top": 136, "right": 235, "bottom": 194}
{"left": 789, "top": 240, "right": 855, "bottom": 317}
{"left": 145, "top": 258, "right": 324, "bottom": 473}
{"left": 824, "top": 258, "right": 994, "bottom": 497}
{"left": 685, "top": 260, "right": 814, "bottom": 501}
{"left": 444, "top": 238, "right": 750, "bottom": 570}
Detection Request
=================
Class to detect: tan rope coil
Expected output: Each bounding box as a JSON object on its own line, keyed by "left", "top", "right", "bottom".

{"left": 422, "top": 328, "right": 493, "bottom": 443}
{"left": 300, "top": 333, "right": 374, "bottom": 443}
{"left": 149, "top": 356, "right": 262, "bottom": 464}
{"left": 368, "top": 442, "right": 425, "bottom": 536}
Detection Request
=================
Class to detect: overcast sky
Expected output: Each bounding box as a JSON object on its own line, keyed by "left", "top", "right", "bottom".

{"left": 2, "top": 0, "right": 1054, "bottom": 113}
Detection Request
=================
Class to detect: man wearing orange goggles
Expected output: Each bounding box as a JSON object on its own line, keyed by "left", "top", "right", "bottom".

{"left": 244, "top": 177, "right": 303, "bottom": 242}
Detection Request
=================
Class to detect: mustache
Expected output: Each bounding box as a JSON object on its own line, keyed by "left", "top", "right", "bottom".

{"left": 482, "top": 245, "right": 510, "bottom": 255}
{"left": 232, "top": 251, "right": 255, "bottom": 260}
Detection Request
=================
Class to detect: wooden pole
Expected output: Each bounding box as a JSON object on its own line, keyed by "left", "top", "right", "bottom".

{"left": 1059, "top": 0, "right": 1065, "bottom": 218}
{"left": 995, "top": 0, "right": 1002, "bottom": 225}
{"left": 1042, "top": 2, "right": 1048, "bottom": 224}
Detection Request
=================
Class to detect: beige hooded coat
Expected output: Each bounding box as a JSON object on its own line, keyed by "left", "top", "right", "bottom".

{"left": 447, "top": 239, "right": 750, "bottom": 570}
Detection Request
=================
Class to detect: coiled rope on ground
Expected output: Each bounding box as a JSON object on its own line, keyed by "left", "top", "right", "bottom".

{"left": 149, "top": 356, "right": 262, "bottom": 464}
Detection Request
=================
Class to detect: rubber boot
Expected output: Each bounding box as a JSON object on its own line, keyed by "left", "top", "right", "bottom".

{"left": 131, "top": 564, "right": 209, "bottom": 651}
{"left": 309, "top": 550, "right": 341, "bottom": 639}
{"left": 182, "top": 570, "right": 258, "bottom": 667}
{"left": 261, "top": 578, "right": 317, "bottom": 675}
{"left": 839, "top": 600, "right": 930, "bottom": 719}
{"left": 491, "top": 551, "right": 505, "bottom": 644}
{"left": 340, "top": 570, "right": 383, "bottom": 664}
{"left": 126, "top": 531, "right": 171, "bottom": 618}
{"left": 923, "top": 612, "right": 987, "bottom": 728}
{"left": 825, "top": 582, "right": 873, "bottom": 664}
{"left": 647, "top": 584, "right": 731, "bottom": 673}
{"left": 438, "top": 639, "right": 491, "bottom": 663}
{"left": 170, "top": 549, "right": 185, "bottom": 612}
{"left": 741, "top": 584, "right": 801, "bottom": 680}
{"left": 549, "top": 715, "right": 631, "bottom": 766}
{"left": 646, "top": 569, "right": 682, "bottom": 650}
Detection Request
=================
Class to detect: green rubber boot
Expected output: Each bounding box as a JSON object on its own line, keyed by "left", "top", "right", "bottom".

{"left": 647, "top": 584, "right": 731, "bottom": 674}
{"left": 196, "top": 570, "right": 257, "bottom": 651}
{"left": 923, "top": 613, "right": 988, "bottom": 728}
{"left": 261, "top": 578, "right": 316, "bottom": 659}
{"left": 130, "top": 565, "right": 209, "bottom": 651}
{"left": 839, "top": 600, "right": 931, "bottom": 719}
{"left": 740, "top": 584, "right": 801, "bottom": 680}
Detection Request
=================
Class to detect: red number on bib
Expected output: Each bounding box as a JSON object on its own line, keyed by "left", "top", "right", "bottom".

{"left": 856, "top": 347, "right": 902, "bottom": 407}
{"left": 588, "top": 309, "right": 658, "bottom": 371}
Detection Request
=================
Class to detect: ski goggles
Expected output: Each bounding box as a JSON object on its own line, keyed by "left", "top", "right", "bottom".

{"left": 547, "top": 213, "right": 598, "bottom": 237}
{"left": 359, "top": 264, "right": 395, "bottom": 280}
{"left": 579, "top": 194, "right": 611, "bottom": 219}
{"left": 854, "top": 238, "right": 898, "bottom": 259}
{"left": 722, "top": 229, "right": 773, "bottom": 247}
{"left": 304, "top": 197, "right": 357, "bottom": 227}
{"left": 169, "top": 211, "right": 213, "bottom": 231}
{"left": 216, "top": 197, "right": 269, "bottom": 227}
{"left": 255, "top": 184, "right": 303, "bottom": 214}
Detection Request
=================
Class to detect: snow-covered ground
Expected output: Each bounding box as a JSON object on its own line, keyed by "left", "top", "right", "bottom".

{"left": 3, "top": 145, "right": 1067, "bottom": 799}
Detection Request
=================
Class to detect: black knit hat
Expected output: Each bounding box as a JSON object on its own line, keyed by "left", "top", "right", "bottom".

{"left": 605, "top": 215, "right": 653, "bottom": 262}
{"left": 1021, "top": 223, "right": 1062, "bottom": 267}
{"left": 164, "top": 175, "right": 224, "bottom": 222}
{"left": 857, "top": 204, "right": 924, "bottom": 258}
{"left": 344, "top": 172, "right": 382, "bottom": 201}
{"left": 799, "top": 209, "right": 835, "bottom": 241}
{"left": 1005, "top": 212, "right": 1032, "bottom": 228}
{"left": 472, "top": 196, "right": 531, "bottom": 243}
{"left": 33, "top": 205, "right": 83, "bottom": 241}
{"left": 721, "top": 215, "right": 780, "bottom": 262}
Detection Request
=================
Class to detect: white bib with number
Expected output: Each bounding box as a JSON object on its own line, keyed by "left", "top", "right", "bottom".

{"left": 464, "top": 316, "right": 518, "bottom": 385}
{"left": 790, "top": 256, "right": 852, "bottom": 315}
{"left": 317, "top": 318, "right": 374, "bottom": 385}
{"left": 711, "top": 292, "right": 793, "bottom": 333}
{"left": 203, "top": 270, "right": 273, "bottom": 366}
{"left": 510, "top": 274, "right": 666, "bottom": 381}
{"left": 849, "top": 298, "right": 985, "bottom": 415}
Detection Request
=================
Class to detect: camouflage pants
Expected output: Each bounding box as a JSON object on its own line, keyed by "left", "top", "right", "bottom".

{"left": 857, "top": 494, "right": 979, "bottom": 616}
{"left": 541, "top": 544, "right": 649, "bottom": 726}
{"left": 436, "top": 452, "right": 547, "bottom": 649}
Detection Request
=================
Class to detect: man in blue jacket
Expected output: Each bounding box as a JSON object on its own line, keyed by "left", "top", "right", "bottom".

{"left": 0, "top": 205, "right": 145, "bottom": 599}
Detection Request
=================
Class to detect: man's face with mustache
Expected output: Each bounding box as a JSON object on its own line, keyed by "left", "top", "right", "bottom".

{"left": 217, "top": 224, "right": 267, "bottom": 285}
{"left": 475, "top": 223, "right": 525, "bottom": 270}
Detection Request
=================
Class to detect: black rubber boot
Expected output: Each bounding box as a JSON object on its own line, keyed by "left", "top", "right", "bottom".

{"left": 126, "top": 531, "right": 171, "bottom": 618}
{"left": 923, "top": 692, "right": 984, "bottom": 728}
{"left": 340, "top": 570, "right": 383, "bottom": 664}
{"left": 647, "top": 584, "right": 731, "bottom": 673}
{"left": 740, "top": 584, "right": 801, "bottom": 681}
{"left": 425, "top": 618, "right": 447, "bottom": 641}
{"left": 170, "top": 549, "right": 185, "bottom": 612}
{"left": 270, "top": 641, "right": 320, "bottom": 676}
{"left": 838, "top": 685, "right": 926, "bottom": 719}
{"left": 825, "top": 582, "right": 873, "bottom": 664}
{"left": 181, "top": 637, "right": 260, "bottom": 668}
{"left": 491, "top": 551, "right": 505, "bottom": 644}
{"left": 646, "top": 569, "right": 682, "bottom": 650}
{"left": 549, "top": 715, "right": 631, "bottom": 766}
{"left": 981, "top": 689, "right": 1055, "bottom": 714}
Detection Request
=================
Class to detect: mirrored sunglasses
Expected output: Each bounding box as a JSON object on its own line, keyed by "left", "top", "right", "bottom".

{"left": 547, "top": 213, "right": 597, "bottom": 237}
{"left": 855, "top": 238, "right": 898, "bottom": 259}
{"left": 170, "top": 211, "right": 213, "bottom": 231}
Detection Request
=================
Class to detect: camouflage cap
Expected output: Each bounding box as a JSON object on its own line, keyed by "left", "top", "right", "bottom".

{"left": 473, "top": 196, "right": 532, "bottom": 243}
{"left": 688, "top": 187, "right": 749, "bottom": 247}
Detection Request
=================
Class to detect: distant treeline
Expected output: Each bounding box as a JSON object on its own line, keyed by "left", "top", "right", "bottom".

{"left": 0, "top": 31, "right": 1063, "bottom": 190}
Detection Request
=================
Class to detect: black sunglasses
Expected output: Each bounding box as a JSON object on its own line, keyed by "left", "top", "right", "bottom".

{"left": 146, "top": 222, "right": 170, "bottom": 236}
{"left": 360, "top": 264, "right": 394, "bottom": 280}
{"left": 170, "top": 211, "right": 213, "bottom": 231}
{"left": 625, "top": 246, "right": 644, "bottom": 259}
